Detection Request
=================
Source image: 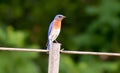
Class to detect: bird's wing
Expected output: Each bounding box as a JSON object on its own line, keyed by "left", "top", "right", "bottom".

{"left": 48, "top": 21, "right": 54, "bottom": 37}
{"left": 47, "top": 21, "right": 54, "bottom": 50}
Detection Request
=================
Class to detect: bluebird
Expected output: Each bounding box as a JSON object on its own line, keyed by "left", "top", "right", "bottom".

{"left": 47, "top": 14, "right": 66, "bottom": 50}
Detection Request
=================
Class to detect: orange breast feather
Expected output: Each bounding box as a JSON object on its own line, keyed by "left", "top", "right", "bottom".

{"left": 53, "top": 20, "right": 61, "bottom": 29}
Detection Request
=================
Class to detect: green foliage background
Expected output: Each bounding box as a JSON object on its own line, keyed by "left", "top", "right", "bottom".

{"left": 0, "top": 0, "right": 120, "bottom": 73}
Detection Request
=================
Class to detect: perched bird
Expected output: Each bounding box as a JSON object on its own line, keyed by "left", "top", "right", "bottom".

{"left": 47, "top": 14, "right": 66, "bottom": 50}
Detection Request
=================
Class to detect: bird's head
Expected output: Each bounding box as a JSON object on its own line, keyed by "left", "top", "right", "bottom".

{"left": 54, "top": 14, "right": 66, "bottom": 21}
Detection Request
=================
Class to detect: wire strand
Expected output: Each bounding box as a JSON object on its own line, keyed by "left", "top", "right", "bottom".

{"left": 0, "top": 47, "right": 48, "bottom": 52}
{"left": 0, "top": 47, "right": 119, "bottom": 56}
{"left": 60, "top": 50, "right": 120, "bottom": 56}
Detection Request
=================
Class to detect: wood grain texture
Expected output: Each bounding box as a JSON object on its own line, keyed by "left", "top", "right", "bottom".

{"left": 48, "top": 42, "right": 61, "bottom": 73}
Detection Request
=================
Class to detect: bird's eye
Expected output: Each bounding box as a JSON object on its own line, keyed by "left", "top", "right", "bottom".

{"left": 58, "top": 16, "right": 62, "bottom": 18}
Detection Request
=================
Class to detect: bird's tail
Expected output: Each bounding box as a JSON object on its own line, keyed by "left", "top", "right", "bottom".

{"left": 46, "top": 40, "right": 51, "bottom": 50}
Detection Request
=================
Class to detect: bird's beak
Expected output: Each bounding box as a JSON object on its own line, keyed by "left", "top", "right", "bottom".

{"left": 63, "top": 16, "right": 66, "bottom": 18}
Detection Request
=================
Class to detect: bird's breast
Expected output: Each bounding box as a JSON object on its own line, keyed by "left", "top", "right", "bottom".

{"left": 53, "top": 20, "right": 61, "bottom": 29}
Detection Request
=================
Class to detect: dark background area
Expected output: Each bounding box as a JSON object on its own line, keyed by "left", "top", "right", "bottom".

{"left": 0, "top": 0, "right": 120, "bottom": 73}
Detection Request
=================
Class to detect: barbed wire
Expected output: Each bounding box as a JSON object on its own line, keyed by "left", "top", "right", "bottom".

{"left": 0, "top": 47, "right": 48, "bottom": 52}
{"left": 60, "top": 50, "right": 120, "bottom": 56}
{"left": 0, "top": 47, "right": 119, "bottom": 56}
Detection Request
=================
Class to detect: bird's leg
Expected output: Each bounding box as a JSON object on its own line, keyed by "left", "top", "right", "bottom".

{"left": 54, "top": 40, "right": 62, "bottom": 46}
{"left": 55, "top": 40, "right": 58, "bottom": 43}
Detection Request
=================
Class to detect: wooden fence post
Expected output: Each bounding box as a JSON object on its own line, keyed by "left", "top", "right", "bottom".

{"left": 48, "top": 42, "right": 61, "bottom": 73}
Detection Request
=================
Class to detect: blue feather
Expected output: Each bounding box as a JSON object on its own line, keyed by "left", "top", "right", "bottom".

{"left": 47, "top": 21, "right": 54, "bottom": 50}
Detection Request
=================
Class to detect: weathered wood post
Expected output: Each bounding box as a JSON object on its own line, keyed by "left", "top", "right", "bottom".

{"left": 48, "top": 42, "right": 61, "bottom": 73}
